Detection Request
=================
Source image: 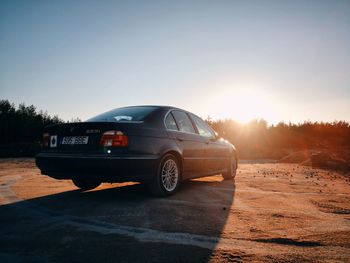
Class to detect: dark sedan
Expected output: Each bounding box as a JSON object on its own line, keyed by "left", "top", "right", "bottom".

{"left": 36, "top": 106, "right": 237, "bottom": 196}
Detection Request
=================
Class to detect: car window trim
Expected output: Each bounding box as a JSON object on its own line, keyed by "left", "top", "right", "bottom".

{"left": 164, "top": 111, "right": 179, "bottom": 131}
{"left": 186, "top": 112, "right": 199, "bottom": 134}
{"left": 164, "top": 109, "right": 198, "bottom": 135}
{"left": 171, "top": 110, "right": 197, "bottom": 134}
{"left": 189, "top": 113, "right": 216, "bottom": 139}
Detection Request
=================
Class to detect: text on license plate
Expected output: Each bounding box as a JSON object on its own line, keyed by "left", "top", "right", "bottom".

{"left": 62, "top": 136, "right": 89, "bottom": 145}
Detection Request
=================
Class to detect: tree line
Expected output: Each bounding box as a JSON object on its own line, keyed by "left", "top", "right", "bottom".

{"left": 0, "top": 99, "right": 64, "bottom": 156}
{"left": 0, "top": 99, "right": 63, "bottom": 144}
{"left": 208, "top": 118, "right": 350, "bottom": 159}
{"left": 1, "top": 99, "right": 349, "bottom": 158}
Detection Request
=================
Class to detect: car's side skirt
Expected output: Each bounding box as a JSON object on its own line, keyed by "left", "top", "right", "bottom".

{"left": 183, "top": 169, "right": 227, "bottom": 180}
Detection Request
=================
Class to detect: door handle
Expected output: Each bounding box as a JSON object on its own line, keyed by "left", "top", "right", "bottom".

{"left": 176, "top": 137, "right": 183, "bottom": 142}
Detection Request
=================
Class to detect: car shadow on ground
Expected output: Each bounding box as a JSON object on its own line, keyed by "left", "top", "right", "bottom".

{"left": 0, "top": 177, "right": 236, "bottom": 262}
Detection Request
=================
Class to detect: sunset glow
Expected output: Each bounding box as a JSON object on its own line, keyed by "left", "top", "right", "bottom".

{"left": 208, "top": 88, "right": 280, "bottom": 124}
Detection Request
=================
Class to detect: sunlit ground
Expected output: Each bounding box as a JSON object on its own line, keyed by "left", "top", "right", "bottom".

{"left": 1, "top": 159, "right": 350, "bottom": 262}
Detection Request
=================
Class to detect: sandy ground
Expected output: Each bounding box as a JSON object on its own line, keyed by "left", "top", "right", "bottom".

{"left": 0, "top": 159, "right": 350, "bottom": 262}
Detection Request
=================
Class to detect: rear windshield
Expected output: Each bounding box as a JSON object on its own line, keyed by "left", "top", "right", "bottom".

{"left": 87, "top": 106, "right": 157, "bottom": 122}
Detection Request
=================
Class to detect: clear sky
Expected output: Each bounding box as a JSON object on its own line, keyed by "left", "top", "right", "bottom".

{"left": 1, "top": 0, "right": 350, "bottom": 123}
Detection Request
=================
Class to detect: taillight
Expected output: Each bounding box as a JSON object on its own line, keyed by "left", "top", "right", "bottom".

{"left": 100, "top": 130, "right": 128, "bottom": 147}
{"left": 43, "top": 133, "right": 50, "bottom": 147}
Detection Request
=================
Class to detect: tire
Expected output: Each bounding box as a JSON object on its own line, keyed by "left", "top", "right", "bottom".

{"left": 148, "top": 154, "right": 181, "bottom": 196}
{"left": 222, "top": 156, "right": 237, "bottom": 180}
{"left": 72, "top": 178, "right": 101, "bottom": 191}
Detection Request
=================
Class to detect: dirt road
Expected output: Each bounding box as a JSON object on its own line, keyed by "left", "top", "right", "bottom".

{"left": 0, "top": 159, "right": 350, "bottom": 262}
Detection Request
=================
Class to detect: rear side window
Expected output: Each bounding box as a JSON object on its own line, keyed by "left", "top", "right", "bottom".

{"left": 165, "top": 113, "right": 178, "bottom": 131}
{"left": 172, "top": 111, "right": 195, "bottom": 133}
{"left": 87, "top": 106, "right": 157, "bottom": 122}
{"left": 191, "top": 114, "right": 214, "bottom": 137}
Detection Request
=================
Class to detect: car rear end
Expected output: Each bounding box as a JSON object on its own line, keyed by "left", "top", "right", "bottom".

{"left": 35, "top": 106, "right": 164, "bottom": 183}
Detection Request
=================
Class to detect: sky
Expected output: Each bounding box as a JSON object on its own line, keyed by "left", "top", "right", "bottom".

{"left": 1, "top": 0, "right": 350, "bottom": 124}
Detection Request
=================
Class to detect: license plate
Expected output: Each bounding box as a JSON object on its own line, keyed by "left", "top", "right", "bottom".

{"left": 61, "top": 136, "right": 89, "bottom": 145}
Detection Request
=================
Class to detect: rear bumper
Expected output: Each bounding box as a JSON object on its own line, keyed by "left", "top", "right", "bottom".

{"left": 35, "top": 152, "right": 159, "bottom": 182}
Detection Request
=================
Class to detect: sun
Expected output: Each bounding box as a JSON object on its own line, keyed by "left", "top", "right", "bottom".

{"left": 209, "top": 88, "right": 280, "bottom": 124}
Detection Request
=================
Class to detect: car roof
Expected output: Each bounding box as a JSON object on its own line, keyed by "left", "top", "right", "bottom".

{"left": 118, "top": 105, "right": 185, "bottom": 112}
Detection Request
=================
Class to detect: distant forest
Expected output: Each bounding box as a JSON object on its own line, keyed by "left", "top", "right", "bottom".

{"left": 1, "top": 99, "right": 350, "bottom": 159}
{"left": 209, "top": 118, "right": 350, "bottom": 159}
{"left": 0, "top": 99, "right": 63, "bottom": 156}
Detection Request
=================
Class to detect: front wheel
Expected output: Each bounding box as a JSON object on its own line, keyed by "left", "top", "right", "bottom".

{"left": 222, "top": 156, "right": 237, "bottom": 180}
{"left": 72, "top": 178, "right": 101, "bottom": 191}
{"left": 148, "top": 154, "right": 181, "bottom": 196}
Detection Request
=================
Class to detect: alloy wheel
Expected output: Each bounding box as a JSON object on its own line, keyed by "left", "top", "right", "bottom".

{"left": 161, "top": 159, "right": 179, "bottom": 192}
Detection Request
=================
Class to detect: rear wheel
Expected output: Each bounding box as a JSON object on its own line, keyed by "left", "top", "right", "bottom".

{"left": 222, "top": 156, "right": 237, "bottom": 180}
{"left": 72, "top": 178, "right": 101, "bottom": 191}
{"left": 148, "top": 154, "right": 181, "bottom": 196}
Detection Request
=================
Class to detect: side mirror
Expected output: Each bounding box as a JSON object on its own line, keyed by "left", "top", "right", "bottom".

{"left": 210, "top": 132, "right": 219, "bottom": 141}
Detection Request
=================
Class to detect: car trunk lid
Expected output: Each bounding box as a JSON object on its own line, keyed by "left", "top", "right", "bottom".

{"left": 43, "top": 122, "right": 120, "bottom": 153}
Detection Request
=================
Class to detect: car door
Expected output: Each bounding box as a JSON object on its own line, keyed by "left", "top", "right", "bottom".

{"left": 165, "top": 110, "right": 207, "bottom": 179}
{"left": 189, "top": 114, "right": 228, "bottom": 174}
